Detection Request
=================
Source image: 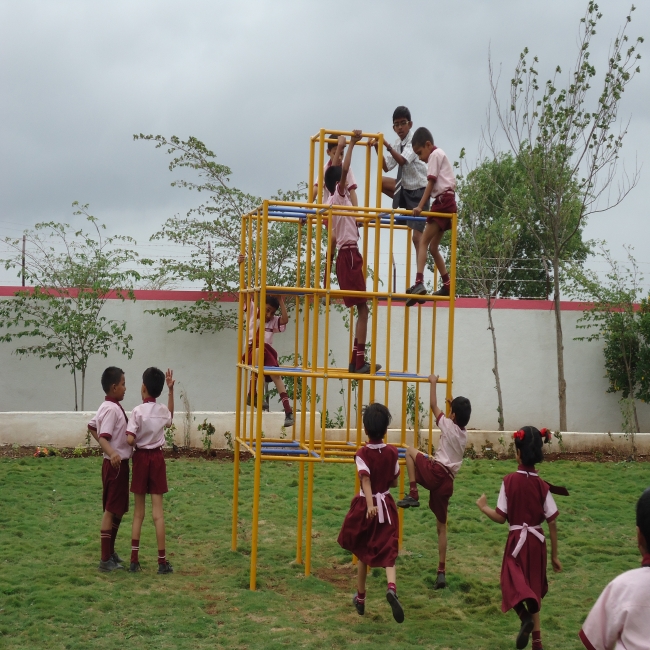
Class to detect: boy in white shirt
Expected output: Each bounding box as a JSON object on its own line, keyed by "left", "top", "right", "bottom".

{"left": 126, "top": 367, "right": 175, "bottom": 574}
{"left": 398, "top": 375, "right": 471, "bottom": 589}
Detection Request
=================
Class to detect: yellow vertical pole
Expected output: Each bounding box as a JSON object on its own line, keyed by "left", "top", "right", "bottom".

{"left": 385, "top": 214, "right": 394, "bottom": 406}
{"left": 446, "top": 213, "right": 458, "bottom": 411}
{"left": 401, "top": 233, "right": 412, "bottom": 448}
{"left": 415, "top": 303, "right": 422, "bottom": 450}
{"left": 296, "top": 461, "right": 305, "bottom": 564}
{"left": 308, "top": 137, "right": 315, "bottom": 203}
{"left": 364, "top": 139, "right": 371, "bottom": 209}
{"left": 293, "top": 221, "right": 302, "bottom": 441}
{"left": 429, "top": 266, "right": 438, "bottom": 457}
{"left": 346, "top": 308, "right": 354, "bottom": 444}
{"left": 321, "top": 205, "right": 333, "bottom": 460}
{"left": 317, "top": 130, "right": 326, "bottom": 205}
{"left": 369, "top": 199, "right": 380, "bottom": 404}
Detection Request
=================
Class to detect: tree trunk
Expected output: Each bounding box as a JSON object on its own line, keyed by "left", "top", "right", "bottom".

{"left": 73, "top": 368, "right": 78, "bottom": 412}
{"left": 552, "top": 254, "right": 568, "bottom": 431}
{"left": 81, "top": 367, "right": 86, "bottom": 411}
{"left": 487, "top": 296, "right": 505, "bottom": 431}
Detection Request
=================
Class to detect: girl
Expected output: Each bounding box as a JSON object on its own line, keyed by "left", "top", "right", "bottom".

{"left": 476, "top": 427, "right": 562, "bottom": 650}
{"left": 337, "top": 403, "right": 403, "bottom": 623}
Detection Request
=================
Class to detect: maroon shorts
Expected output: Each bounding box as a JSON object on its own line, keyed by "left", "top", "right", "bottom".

{"left": 414, "top": 453, "right": 454, "bottom": 523}
{"left": 427, "top": 191, "right": 457, "bottom": 232}
{"left": 102, "top": 459, "right": 130, "bottom": 516}
{"left": 243, "top": 343, "right": 279, "bottom": 382}
{"left": 131, "top": 449, "right": 168, "bottom": 495}
{"left": 335, "top": 245, "right": 366, "bottom": 308}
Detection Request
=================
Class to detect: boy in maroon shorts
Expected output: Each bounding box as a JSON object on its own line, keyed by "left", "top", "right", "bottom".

{"left": 324, "top": 131, "right": 381, "bottom": 374}
{"left": 88, "top": 366, "right": 132, "bottom": 572}
{"left": 406, "top": 127, "right": 458, "bottom": 305}
{"left": 397, "top": 374, "right": 471, "bottom": 589}
{"left": 126, "top": 367, "right": 175, "bottom": 574}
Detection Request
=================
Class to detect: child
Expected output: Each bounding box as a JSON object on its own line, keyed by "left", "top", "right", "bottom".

{"left": 313, "top": 134, "right": 359, "bottom": 206}
{"left": 239, "top": 257, "right": 295, "bottom": 427}
{"left": 337, "top": 403, "right": 403, "bottom": 623}
{"left": 406, "top": 126, "right": 457, "bottom": 306}
{"left": 477, "top": 426, "right": 562, "bottom": 650}
{"left": 579, "top": 486, "right": 650, "bottom": 650}
{"left": 369, "top": 106, "right": 430, "bottom": 274}
{"left": 88, "top": 366, "right": 132, "bottom": 572}
{"left": 126, "top": 367, "right": 175, "bottom": 574}
{"left": 324, "top": 131, "right": 381, "bottom": 374}
{"left": 397, "top": 374, "right": 471, "bottom": 590}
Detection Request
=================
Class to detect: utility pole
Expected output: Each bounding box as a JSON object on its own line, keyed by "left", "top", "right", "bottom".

{"left": 21, "top": 235, "right": 26, "bottom": 287}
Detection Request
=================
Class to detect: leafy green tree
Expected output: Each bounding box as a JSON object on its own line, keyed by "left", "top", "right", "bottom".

{"left": 488, "top": 2, "right": 643, "bottom": 430}
{"left": 0, "top": 204, "right": 140, "bottom": 410}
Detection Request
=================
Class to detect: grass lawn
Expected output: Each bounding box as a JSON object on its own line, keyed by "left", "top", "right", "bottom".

{"left": 1, "top": 455, "right": 648, "bottom": 649}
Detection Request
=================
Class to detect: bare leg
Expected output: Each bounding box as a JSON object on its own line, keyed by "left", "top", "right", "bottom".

{"left": 101, "top": 509, "right": 114, "bottom": 531}
{"left": 404, "top": 447, "right": 419, "bottom": 484}
{"left": 131, "top": 493, "right": 146, "bottom": 542}
{"left": 355, "top": 303, "right": 369, "bottom": 345}
{"left": 381, "top": 177, "right": 395, "bottom": 198}
{"left": 271, "top": 375, "right": 286, "bottom": 394}
{"left": 429, "top": 229, "right": 448, "bottom": 277}
{"left": 436, "top": 519, "right": 447, "bottom": 567}
{"left": 532, "top": 612, "right": 541, "bottom": 632}
{"left": 357, "top": 560, "right": 367, "bottom": 594}
{"left": 385, "top": 565, "right": 396, "bottom": 585}
{"left": 416, "top": 223, "right": 443, "bottom": 276}
{"left": 151, "top": 493, "right": 166, "bottom": 551}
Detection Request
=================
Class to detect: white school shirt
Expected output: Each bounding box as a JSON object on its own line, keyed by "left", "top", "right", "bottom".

{"left": 579, "top": 558, "right": 650, "bottom": 650}
{"left": 327, "top": 183, "right": 359, "bottom": 250}
{"left": 88, "top": 398, "right": 132, "bottom": 461}
{"left": 426, "top": 148, "right": 456, "bottom": 198}
{"left": 433, "top": 413, "right": 467, "bottom": 476}
{"left": 385, "top": 131, "right": 428, "bottom": 190}
{"left": 315, "top": 160, "right": 358, "bottom": 202}
{"left": 247, "top": 298, "right": 286, "bottom": 346}
{"left": 126, "top": 399, "right": 172, "bottom": 449}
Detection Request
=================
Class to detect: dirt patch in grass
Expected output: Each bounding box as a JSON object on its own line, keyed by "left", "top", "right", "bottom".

{"left": 313, "top": 563, "right": 356, "bottom": 588}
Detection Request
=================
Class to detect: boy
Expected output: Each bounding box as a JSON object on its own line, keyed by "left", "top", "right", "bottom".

{"left": 579, "top": 486, "right": 650, "bottom": 650}
{"left": 406, "top": 127, "right": 457, "bottom": 306}
{"left": 88, "top": 366, "right": 131, "bottom": 572}
{"left": 126, "top": 367, "right": 175, "bottom": 574}
{"left": 239, "top": 259, "right": 295, "bottom": 427}
{"left": 324, "top": 131, "right": 381, "bottom": 374}
{"left": 397, "top": 374, "right": 471, "bottom": 589}
{"left": 368, "top": 106, "right": 430, "bottom": 277}
{"left": 314, "top": 134, "right": 359, "bottom": 206}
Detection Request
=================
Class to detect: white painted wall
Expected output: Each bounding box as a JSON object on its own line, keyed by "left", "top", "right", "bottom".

{"left": 0, "top": 294, "right": 647, "bottom": 433}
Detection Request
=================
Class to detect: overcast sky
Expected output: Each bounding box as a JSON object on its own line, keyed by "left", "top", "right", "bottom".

{"left": 0, "top": 0, "right": 648, "bottom": 288}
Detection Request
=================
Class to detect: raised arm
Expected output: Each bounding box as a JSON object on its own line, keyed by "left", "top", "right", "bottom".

{"left": 369, "top": 138, "right": 390, "bottom": 172}
{"left": 428, "top": 374, "right": 443, "bottom": 421}
{"left": 166, "top": 368, "right": 175, "bottom": 418}
{"left": 278, "top": 296, "right": 289, "bottom": 326}
{"left": 340, "top": 130, "right": 362, "bottom": 190}
{"left": 476, "top": 494, "right": 507, "bottom": 524}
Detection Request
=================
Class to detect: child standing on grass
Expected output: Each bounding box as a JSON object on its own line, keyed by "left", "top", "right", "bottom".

{"left": 397, "top": 375, "right": 471, "bottom": 589}
{"left": 88, "top": 366, "right": 132, "bottom": 572}
{"left": 477, "top": 426, "right": 562, "bottom": 650}
{"left": 126, "top": 367, "right": 175, "bottom": 574}
{"left": 324, "top": 131, "right": 381, "bottom": 375}
{"left": 338, "top": 403, "right": 403, "bottom": 623}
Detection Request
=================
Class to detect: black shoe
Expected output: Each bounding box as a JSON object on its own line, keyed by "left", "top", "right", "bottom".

{"left": 397, "top": 495, "right": 420, "bottom": 508}
{"left": 98, "top": 558, "right": 124, "bottom": 572}
{"left": 352, "top": 594, "right": 365, "bottom": 615}
{"left": 433, "top": 571, "right": 446, "bottom": 590}
{"left": 111, "top": 551, "right": 124, "bottom": 564}
{"left": 433, "top": 284, "right": 450, "bottom": 297}
{"left": 283, "top": 413, "right": 295, "bottom": 428}
{"left": 405, "top": 283, "right": 426, "bottom": 307}
{"left": 516, "top": 614, "right": 534, "bottom": 649}
{"left": 348, "top": 362, "right": 355, "bottom": 373}
{"left": 157, "top": 561, "right": 174, "bottom": 574}
{"left": 247, "top": 395, "right": 268, "bottom": 409}
{"left": 386, "top": 588, "right": 404, "bottom": 624}
{"left": 356, "top": 362, "right": 382, "bottom": 375}
{"left": 128, "top": 561, "right": 141, "bottom": 572}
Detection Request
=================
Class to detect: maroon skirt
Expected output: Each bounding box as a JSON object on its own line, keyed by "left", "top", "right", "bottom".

{"left": 244, "top": 343, "right": 279, "bottom": 382}
{"left": 500, "top": 530, "right": 548, "bottom": 612}
{"left": 427, "top": 191, "right": 457, "bottom": 232}
{"left": 338, "top": 494, "right": 399, "bottom": 567}
{"left": 335, "top": 246, "right": 367, "bottom": 308}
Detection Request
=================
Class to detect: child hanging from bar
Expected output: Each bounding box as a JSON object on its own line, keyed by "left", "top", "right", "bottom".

{"left": 313, "top": 134, "right": 359, "bottom": 205}
{"left": 324, "top": 131, "right": 381, "bottom": 374}
{"left": 476, "top": 426, "right": 563, "bottom": 650}
{"left": 337, "top": 403, "right": 404, "bottom": 623}
{"left": 397, "top": 374, "right": 471, "bottom": 589}
{"left": 239, "top": 254, "right": 295, "bottom": 428}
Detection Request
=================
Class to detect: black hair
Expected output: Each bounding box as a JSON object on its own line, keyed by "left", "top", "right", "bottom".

{"left": 327, "top": 135, "right": 338, "bottom": 151}
{"left": 412, "top": 126, "right": 434, "bottom": 149}
{"left": 514, "top": 426, "right": 545, "bottom": 466}
{"left": 450, "top": 396, "right": 471, "bottom": 428}
{"left": 637, "top": 487, "right": 650, "bottom": 549}
{"left": 101, "top": 366, "right": 124, "bottom": 394}
{"left": 363, "top": 403, "right": 392, "bottom": 441}
{"left": 392, "top": 106, "right": 411, "bottom": 122}
{"left": 324, "top": 164, "right": 342, "bottom": 195}
{"left": 143, "top": 367, "right": 166, "bottom": 399}
{"left": 266, "top": 296, "right": 280, "bottom": 311}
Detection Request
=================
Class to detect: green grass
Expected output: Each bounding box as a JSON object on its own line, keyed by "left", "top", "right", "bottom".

{"left": 0, "top": 456, "right": 648, "bottom": 649}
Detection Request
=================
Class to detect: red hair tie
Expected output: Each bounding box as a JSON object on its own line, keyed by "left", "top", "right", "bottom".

{"left": 513, "top": 429, "right": 525, "bottom": 441}
{"left": 539, "top": 428, "right": 552, "bottom": 444}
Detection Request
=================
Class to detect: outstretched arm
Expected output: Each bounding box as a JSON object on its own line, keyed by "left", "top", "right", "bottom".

{"left": 428, "top": 374, "right": 443, "bottom": 421}
{"left": 340, "top": 130, "right": 362, "bottom": 190}
{"left": 166, "top": 369, "right": 175, "bottom": 418}
{"left": 476, "top": 494, "right": 507, "bottom": 524}
{"left": 412, "top": 179, "right": 435, "bottom": 216}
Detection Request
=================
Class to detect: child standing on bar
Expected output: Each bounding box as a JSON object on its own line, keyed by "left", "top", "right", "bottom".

{"left": 338, "top": 403, "right": 403, "bottom": 623}
{"left": 477, "top": 426, "right": 562, "bottom": 650}
{"left": 324, "top": 130, "right": 381, "bottom": 374}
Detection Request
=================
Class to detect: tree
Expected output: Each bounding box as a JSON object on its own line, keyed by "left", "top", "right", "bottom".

{"left": 569, "top": 246, "right": 650, "bottom": 447}
{"left": 488, "top": 2, "right": 643, "bottom": 430}
{"left": 135, "top": 134, "right": 309, "bottom": 334}
{"left": 0, "top": 205, "right": 140, "bottom": 410}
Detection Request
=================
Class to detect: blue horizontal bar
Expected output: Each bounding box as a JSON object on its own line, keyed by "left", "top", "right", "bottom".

{"left": 374, "top": 371, "right": 429, "bottom": 379}
{"left": 260, "top": 449, "right": 309, "bottom": 455}
{"left": 252, "top": 441, "right": 301, "bottom": 447}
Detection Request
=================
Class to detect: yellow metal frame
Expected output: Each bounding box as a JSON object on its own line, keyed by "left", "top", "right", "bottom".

{"left": 231, "top": 130, "right": 457, "bottom": 590}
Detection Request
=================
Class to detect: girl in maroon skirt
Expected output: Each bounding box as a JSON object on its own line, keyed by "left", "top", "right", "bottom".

{"left": 338, "top": 403, "right": 403, "bottom": 623}
{"left": 476, "top": 427, "right": 562, "bottom": 650}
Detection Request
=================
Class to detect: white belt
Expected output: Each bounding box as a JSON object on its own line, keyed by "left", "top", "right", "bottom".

{"left": 359, "top": 489, "right": 391, "bottom": 524}
{"left": 509, "top": 523, "right": 545, "bottom": 558}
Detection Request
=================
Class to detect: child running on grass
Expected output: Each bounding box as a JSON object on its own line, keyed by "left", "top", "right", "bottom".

{"left": 88, "top": 366, "right": 132, "bottom": 572}
{"left": 397, "top": 375, "right": 471, "bottom": 590}
{"left": 476, "top": 426, "right": 562, "bottom": 650}
{"left": 126, "top": 367, "right": 175, "bottom": 574}
{"left": 337, "top": 403, "right": 403, "bottom": 623}
{"left": 579, "top": 486, "right": 650, "bottom": 649}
